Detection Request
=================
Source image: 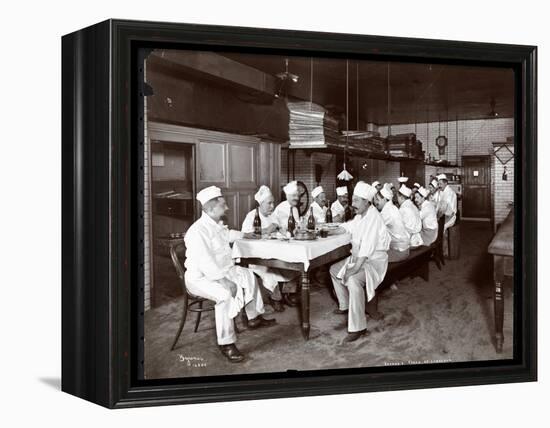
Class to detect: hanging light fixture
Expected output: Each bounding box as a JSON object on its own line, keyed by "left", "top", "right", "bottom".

{"left": 337, "top": 59, "right": 353, "bottom": 181}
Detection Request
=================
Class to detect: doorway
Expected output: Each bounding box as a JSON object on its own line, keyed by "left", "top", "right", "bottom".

{"left": 462, "top": 155, "right": 491, "bottom": 220}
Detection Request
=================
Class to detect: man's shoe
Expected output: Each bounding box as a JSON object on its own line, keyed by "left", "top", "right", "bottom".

{"left": 283, "top": 293, "right": 299, "bottom": 307}
{"left": 333, "top": 308, "right": 348, "bottom": 315}
{"left": 269, "top": 298, "right": 285, "bottom": 312}
{"left": 218, "top": 344, "right": 245, "bottom": 363}
{"left": 343, "top": 329, "right": 369, "bottom": 342}
{"left": 247, "top": 315, "right": 277, "bottom": 329}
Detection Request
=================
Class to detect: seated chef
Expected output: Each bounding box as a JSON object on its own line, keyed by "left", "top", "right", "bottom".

{"left": 184, "top": 186, "right": 276, "bottom": 363}
{"left": 371, "top": 180, "right": 382, "bottom": 192}
{"left": 415, "top": 186, "right": 438, "bottom": 246}
{"left": 309, "top": 185, "right": 328, "bottom": 223}
{"left": 372, "top": 183, "right": 411, "bottom": 262}
{"left": 241, "top": 185, "right": 299, "bottom": 312}
{"left": 396, "top": 185, "right": 423, "bottom": 248}
{"left": 329, "top": 182, "right": 391, "bottom": 342}
{"left": 331, "top": 186, "right": 349, "bottom": 222}
{"left": 412, "top": 182, "right": 421, "bottom": 198}
{"left": 273, "top": 180, "right": 300, "bottom": 229}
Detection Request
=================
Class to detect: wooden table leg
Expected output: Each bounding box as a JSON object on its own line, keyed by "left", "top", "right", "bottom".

{"left": 300, "top": 271, "right": 310, "bottom": 340}
{"left": 493, "top": 255, "right": 505, "bottom": 353}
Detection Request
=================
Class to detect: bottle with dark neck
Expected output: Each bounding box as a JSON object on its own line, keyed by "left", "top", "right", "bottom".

{"left": 307, "top": 206, "right": 316, "bottom": 230}
{"left": 287, "top": 206, "right": 296, "bottom": 237}
{"left": 325, "top": 202, "right": 333, "bottom": 223}
{"left": 344, "top": 204, "right": 352, "bottom": 222}
{"left": 253, "top": 207, "right": 262, "bottom": 236}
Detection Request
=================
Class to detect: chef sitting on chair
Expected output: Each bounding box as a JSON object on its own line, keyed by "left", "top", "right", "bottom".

{"left": 329, "top": 182, "right": 391, "bottom": 342}
{"left": 184, "top": 186, "right": 276, "bottom": 363}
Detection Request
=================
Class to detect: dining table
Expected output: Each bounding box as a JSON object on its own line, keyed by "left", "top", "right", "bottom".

{"left": 231, "top": 232, "right": 352, "bottom": 340}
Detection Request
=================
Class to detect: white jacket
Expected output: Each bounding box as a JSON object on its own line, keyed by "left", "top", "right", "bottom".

{"left": 381, "top": 200, "right": 410, "bottom": 252}
{"left": 336, "top": 205, "right": 391, "bottom": 301}
{"left": 420, "top": 200, "right": 438, "bottom": 245}
{"left": 399, "top": 199, "right": 423, "bottom": 247}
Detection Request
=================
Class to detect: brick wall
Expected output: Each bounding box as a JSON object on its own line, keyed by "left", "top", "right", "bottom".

{"left": 280, "top": 149, "right": 338, "bottom": 204}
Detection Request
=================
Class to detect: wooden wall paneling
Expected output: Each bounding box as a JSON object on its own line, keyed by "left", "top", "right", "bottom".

{"left": 198, "top": 140, "right": 227, "bottom": 186}
{"left": 228, "top": 142, "right": 257, "bottom": 189}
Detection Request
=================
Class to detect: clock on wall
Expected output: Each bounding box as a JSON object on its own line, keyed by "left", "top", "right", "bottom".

{"left": 435, "top": 135, "right": 448, "bottom": 155}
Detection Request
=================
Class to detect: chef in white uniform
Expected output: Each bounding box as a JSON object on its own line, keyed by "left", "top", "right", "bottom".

{"left": 372, "top": 181, "right": 382, "bottom": 192}
{"left": 329, "top": 182, "right": 391, "bottom": 342}
{"left": 415, "top": 186, "right": 439, "bottom": 245}
{"left": 331, "top": 186, "right": 349, "bottom": 222}
{"left": 241, "top": 185, "right": 298, "bottom": 312}
{"left": 309, "top": 186, "right": 328, "bottom": 223}
{"left": 396, "top": 185, "right": 423, "bottom": 248}
{"left": 437, "top": 174, "right": 457, "bottom": 230}
{"left": 184, "top": 186, "right": 276, "bottom": 363}
{"left": 373, "top": 184, "right": 410, "bottom": 262}
{"left": 273, "top": 180, "right": 300, "bottom": 229}
{"left": 429, "top": 178, "right": 441, "bottom": 211}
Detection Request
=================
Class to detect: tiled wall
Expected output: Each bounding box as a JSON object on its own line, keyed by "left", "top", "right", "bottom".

{"left": 492, "top": 143, "right": 515, "bottom": 227}
{"left": 378, "top": 118, "right": 515, "bottom": 164}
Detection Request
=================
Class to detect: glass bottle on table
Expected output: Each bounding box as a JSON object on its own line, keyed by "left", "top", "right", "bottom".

{"left": 253, "top": 207, "right": 262, "bottom": 237}
{"left": 287, "top": 206, "right": 296, "bottom": 237}
{"left": 325, "top": 202, "right": 333, "bottom": 223}
{"left": 307, "top": 206, "right": 316, "bottom": 230}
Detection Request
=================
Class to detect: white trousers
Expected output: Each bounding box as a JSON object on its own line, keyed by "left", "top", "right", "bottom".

{"left": 185, "top": 266, "right": 264, "bottom": 345}
{"left": 329, "top": 259, "right": 367, "bottom": 333}
{"left": 249, "top": 265, "right": 298, "bottom": 300}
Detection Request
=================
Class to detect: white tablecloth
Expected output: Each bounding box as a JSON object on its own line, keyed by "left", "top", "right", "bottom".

{"left": 231, "top": 233, "right": 352, "bottom": 271}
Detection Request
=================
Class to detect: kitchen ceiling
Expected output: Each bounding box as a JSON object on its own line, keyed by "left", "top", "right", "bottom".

{"left": 221, "top": 52, "right": 515, "bottom": 126}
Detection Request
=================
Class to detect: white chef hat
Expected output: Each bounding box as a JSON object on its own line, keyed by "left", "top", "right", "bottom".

{"left": 399, "top": 185, "right": 412, "bottom": 198}
{"left": 353, "top": 181, "right": 372, "bottom": 200}
{"left": 413, "top": 182, "right": 421, "bottom": 189}
{"left": 254, "top": 185, "right": 273, "bottom": 204}
{"left": 430, "top": 179, "right": 439, "bottom": 188}
{"left": 196, "top": 185, "right": 222, "bottom": 205}
{"left": 283, "top": 180, "right": 298, "bottom": 195}
{"left": 372, "top": 180, "right": 381, "bottom": 188}
{"left": 397, "top": 176, "right": 409, "bottom": 183}
{"left": 385, "top": 182, "right": 395, "bottom": 190}
{"left": 418, "top": 187, "right": 430, "bottom": 198}
{"left": 436, "top": 173, "right": 448, "bottom": 181}
{"left": 311, "top": 186, "right": 324, "bottom": 198}
{"left": 380, "top": 187, "right": 393, "bottom": 201}
{"left": 336, "top": 186, "right": 348, "bottom": 196}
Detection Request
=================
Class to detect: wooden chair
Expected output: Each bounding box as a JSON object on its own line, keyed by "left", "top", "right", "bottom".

{"left": 169, "top": 241, "right": 240, "bottom": 351}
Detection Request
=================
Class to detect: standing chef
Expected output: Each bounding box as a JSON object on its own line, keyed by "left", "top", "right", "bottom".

{"left": 437, "top": 173, "right": 458, "bottom": 230}
{"left": 241, "top": 185, "right": 298, "bottom": 312}
{"left": 329, "top": 182, "right": 391, "bottom": 342}
{"left": 184, "top": 186, "right": 276, "bottom": 363}
{"left": 415, "top": 186, "right": 439, "bottom": 245}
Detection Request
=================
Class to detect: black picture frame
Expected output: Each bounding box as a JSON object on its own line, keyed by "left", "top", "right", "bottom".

{"left": 61, "top": 19, "right": 537, "bottom": 408}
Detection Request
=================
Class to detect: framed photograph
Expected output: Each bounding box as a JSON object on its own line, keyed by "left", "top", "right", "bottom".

{"left": 62, "top": 19, "right": 537, "bottom": 408}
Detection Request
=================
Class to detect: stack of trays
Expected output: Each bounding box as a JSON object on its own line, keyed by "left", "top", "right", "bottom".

{"left": 386, "top": 133, "right": 423, "bottom": 159}
{"left": 287, "top": 101, "right": 340, "bottom": 147}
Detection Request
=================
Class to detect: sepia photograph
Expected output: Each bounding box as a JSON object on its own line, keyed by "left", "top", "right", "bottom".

{"left": 140, "top": 48, "right": 516, "bottom": 379}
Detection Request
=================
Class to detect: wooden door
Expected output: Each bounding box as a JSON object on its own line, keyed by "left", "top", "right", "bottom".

{"left": 462, "top": 156, "right": 490, "bottom": 218}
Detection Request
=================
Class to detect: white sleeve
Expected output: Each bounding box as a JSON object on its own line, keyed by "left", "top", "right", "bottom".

{"left": 241, "top": 211, "right": 254, "bottom": 233}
